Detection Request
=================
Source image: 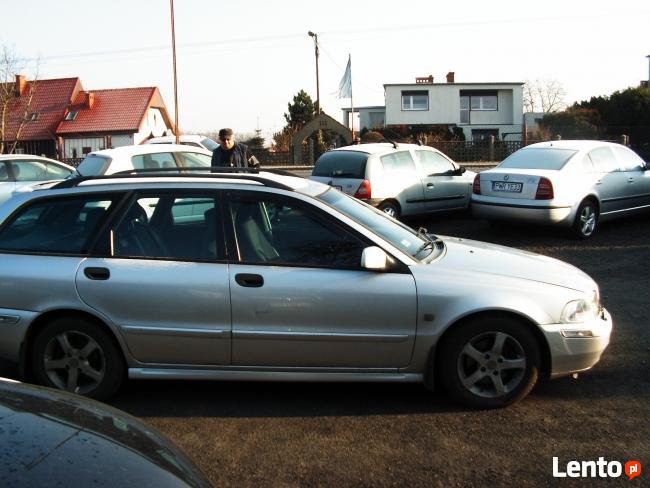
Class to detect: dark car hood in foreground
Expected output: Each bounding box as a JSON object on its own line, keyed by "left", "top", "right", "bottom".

{"left": 0, "top": 379, "right": 211, "bottom": 488}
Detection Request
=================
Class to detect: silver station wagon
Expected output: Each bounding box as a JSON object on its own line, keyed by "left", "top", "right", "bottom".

{"left": 0, "top": 170, "right": 612, "bottom": 408}
{"left": 471, "top": 140, "right": 650, "bottom": 238}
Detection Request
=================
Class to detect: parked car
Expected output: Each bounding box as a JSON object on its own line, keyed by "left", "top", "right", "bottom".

{"left": 76, "top": 144, "right": 213, "bottom": 176}
{"left": 310, "top": 143, "right": 475, "bottom": 219}
{"left": 146, "top": 134, "right": 219, "bottom": 152}
{"left": 0, "top": 155, "right": 74, "bottom": 205}
{"left": 0, "top": 378, "right": 211, "bottom": 488}
{"left": 471, "top": 140, "right": 650, "bottom": 238}
{"left": 0, "top": 169, "right": 611, "bottom": 408}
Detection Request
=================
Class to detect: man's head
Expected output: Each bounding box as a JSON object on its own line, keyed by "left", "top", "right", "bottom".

{"left": 218, "top": 128, "right": 235, "bottom": 150}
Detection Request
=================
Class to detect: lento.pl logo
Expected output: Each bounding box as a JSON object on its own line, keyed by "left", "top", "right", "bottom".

{"left": 552, "top": 457, "right": 642, "bottom": 479}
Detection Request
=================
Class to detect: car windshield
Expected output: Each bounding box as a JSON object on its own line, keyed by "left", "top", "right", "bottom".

{"left": 317, "top": 188, "right": 440, "bottom": 261}
{"left": 499, "top": 148, "right": 577, "bottom": 170}
{"left": 312, "top": 151, "right": 368, "bottom": 178}
{"left": 200, "top": 137, "right": 219, "bottom": 152}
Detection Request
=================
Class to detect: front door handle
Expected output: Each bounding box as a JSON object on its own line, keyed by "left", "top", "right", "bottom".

{"left": 84, "top": 267, "right": 110, "bottom": 280}
{"left": 235, "top": 273, "right": 264, "bottom": 288}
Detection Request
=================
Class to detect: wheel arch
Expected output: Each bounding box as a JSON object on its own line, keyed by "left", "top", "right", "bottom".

{"left": 19, "top": 309, "right": 127, "bottom": 380}
{"left": 425, "top": 310, "right": 552, "bottom": 390}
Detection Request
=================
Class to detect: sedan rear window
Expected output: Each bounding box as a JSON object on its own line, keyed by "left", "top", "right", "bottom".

{"left": 312, "top": 151, "right": 368, "bottom": 178}
{"left": 77, "top": 155, "right": 110, "bottom": 176}
{"left": 499, "top": 148, "right": 577, "bottom": 170}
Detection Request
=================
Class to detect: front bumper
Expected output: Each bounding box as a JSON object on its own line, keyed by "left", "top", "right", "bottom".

{"left": 540, "top": 307, "right": 613, "bottom": 377}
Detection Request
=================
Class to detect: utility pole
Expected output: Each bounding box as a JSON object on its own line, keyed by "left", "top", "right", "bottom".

{"left": 308, "top": 31, "right": 320, "bottom": 114}
{"left": 170, "top": 0, "right": 180, "bottom": 144}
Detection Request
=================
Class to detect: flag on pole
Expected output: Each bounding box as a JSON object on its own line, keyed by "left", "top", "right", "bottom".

{"left": 336, "top": 55, "right": 352, "bottom": 99}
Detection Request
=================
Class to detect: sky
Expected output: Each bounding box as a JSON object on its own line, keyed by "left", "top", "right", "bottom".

{"left": 2, "top": 0, "right": 649, "bottom": 143}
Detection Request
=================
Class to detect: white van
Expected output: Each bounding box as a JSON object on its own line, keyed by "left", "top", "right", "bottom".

{"left": 310, "top": 143, "right": 475, "bottom": 219}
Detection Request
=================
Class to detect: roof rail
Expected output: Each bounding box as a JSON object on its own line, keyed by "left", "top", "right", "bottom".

{"left": 51, "top": 167, "right": 297, "bottom": 191}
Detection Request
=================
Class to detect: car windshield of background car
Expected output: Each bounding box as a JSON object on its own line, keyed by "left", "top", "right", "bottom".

{"left": 317, "top": 188, "right": 438, "bottom": 260}
{"left": 200, "top": 137, "right": 219, "bottom": 152}
{"left": 312, "top": 151, "right": 368, "bottom": 178}
{"left": 499, "top": 148, "right": 577, "bottom": 170}
{"left": 76, "top": 155, "right": 111, "bottom": 176}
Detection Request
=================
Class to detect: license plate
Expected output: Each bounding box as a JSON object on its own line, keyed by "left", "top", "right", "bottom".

{"left": 492, "top": 181, "right": 522, "bottom": 193}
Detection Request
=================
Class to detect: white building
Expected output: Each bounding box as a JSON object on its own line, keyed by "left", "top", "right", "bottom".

{"left": 344, "top": 73, "right": 525, "bottom": 141}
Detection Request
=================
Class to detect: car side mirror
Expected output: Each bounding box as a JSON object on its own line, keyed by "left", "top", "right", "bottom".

{"left": 361, "top": 246, "right": 388, "bottom": 271}
{"left": 457, "top": 166, "right": 466, "bottom": 175}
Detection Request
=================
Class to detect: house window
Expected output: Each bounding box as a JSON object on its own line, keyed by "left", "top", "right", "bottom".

{"left": 29, "top": 112, "right": 39, "bottom": 121}
{"left": 470, "top": 95, "right": 498, "bottom": 110}
{"left": 401, "top": 91, "right": 428, "bottom": 111}
{"left": 459, "top": 91, "right": 498, "bottom": 124}
{"left": 65, "top": 111, "right": 78, "bottom": 121}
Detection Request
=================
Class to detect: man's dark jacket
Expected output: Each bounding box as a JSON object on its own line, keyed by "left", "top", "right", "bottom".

{"left": 211, "top": 143, "right": 252, "bottom": 168}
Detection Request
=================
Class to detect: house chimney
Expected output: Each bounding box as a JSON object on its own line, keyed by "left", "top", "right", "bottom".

{"left": 15, "top": 75, "right": 26, "bottom": 96}
{"left": 416, "top": 75, "right": 434, "bottom": 84}
{"left": 446, "top": 71, "right": 455, "bottom": 83}
{"left": 84, "top": 91, "right": 95, "bottom": 109}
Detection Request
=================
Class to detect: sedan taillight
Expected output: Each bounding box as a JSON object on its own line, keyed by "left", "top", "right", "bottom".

{"left": 472, "top": 174, "right": 481, "bottom": 194}
{"left": 354, "top": 180, "right": 371, "bottom": 199}
{"left": 535, "top": 177, "right": 554, "bottom": 200}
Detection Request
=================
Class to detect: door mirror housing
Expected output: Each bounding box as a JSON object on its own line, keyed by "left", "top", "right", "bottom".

{"left": 361, "top": 246, "right": 388, "bottom": 270}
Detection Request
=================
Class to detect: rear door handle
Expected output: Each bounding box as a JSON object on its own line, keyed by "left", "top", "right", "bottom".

{"left": 235, "top": 273, "right": 264, "bottom": 288}
{"left": 84, "top": 267, "right": 110, "bottom": 280}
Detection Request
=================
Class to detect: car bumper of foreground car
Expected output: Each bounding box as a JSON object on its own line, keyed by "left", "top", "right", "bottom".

{"left": 472, "top": 200, "right": 574, "bottom": 225}
{"left": 540, "top": 307, "right": 613, "bottom": 378}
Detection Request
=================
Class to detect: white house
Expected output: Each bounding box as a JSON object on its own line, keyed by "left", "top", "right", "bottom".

{"left": 344, "top": 72, "right": 525, "bottom": 141}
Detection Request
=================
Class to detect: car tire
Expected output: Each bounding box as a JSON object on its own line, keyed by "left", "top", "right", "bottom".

{"left": 378, "top": 200, "right": 401, "bottom": 219}
{"left": 571, "top": 199, "right": 598, "bottom": 239}
{"left": 437, "top": 315, "right": 540, "bottom": 409}
{"left": 31, "top": 317, "right": 125, "bottom": 400}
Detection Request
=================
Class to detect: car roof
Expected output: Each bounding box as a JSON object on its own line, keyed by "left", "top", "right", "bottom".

{"left": 522, "top": 140, "right": 623, "bottom": 151}
{"left": 148, "top": 134, "right": 208, "bottom": 143}
{"left": 87, "top": 144, "right": 212, "bottom": 158}
{"left": 328, "top": 142, "right": 431, "bottom": 155}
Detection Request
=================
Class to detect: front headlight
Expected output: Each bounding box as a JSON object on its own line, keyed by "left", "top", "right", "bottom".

{"left": 561, "top": 290, "right": 600, "bottom": 323}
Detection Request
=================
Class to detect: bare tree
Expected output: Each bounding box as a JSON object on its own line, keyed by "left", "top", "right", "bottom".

{"left": 1, "top": 46, "right": 38, "bottom": 154}
{"left": 523, "top": 78, "right": 567, "bottom": 113}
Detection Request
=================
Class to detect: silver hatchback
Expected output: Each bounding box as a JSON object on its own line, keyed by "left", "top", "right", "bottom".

{"left": 0, "top": 170, "right": 612, "bottom": 408}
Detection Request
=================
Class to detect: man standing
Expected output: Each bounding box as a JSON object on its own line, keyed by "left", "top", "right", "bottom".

{"left": 210, "top": 128, "right": 259, "bottom": 168}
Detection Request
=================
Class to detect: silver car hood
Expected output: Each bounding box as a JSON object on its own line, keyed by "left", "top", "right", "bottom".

{"left": 432, "top": 235, "right": 595, "bottom": 292}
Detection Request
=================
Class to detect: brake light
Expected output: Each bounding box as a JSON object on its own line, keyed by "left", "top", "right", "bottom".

{"left": 535, "top": 177, "right": 554, "bottom": 200}
{"left": 472, "top": 174, "right": 481, "bottom": 194}
{"left": 354, "top": 180, "right": 372, "bottom": 199}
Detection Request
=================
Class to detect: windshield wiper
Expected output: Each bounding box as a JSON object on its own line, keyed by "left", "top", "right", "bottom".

{"left": 415, "top": 227, "right": 442, "bottom": 254}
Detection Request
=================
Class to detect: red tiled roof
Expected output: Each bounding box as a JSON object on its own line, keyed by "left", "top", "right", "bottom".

{"left": 2, "top": 77, "right": 82, "bottom": 141}
{"left": 56, "top": 87, "right": 160, "bottom": 134}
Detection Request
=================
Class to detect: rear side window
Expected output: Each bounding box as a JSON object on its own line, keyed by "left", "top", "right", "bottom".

{"left": 312, "top": 151, "right": 368, "bottom": 178}
{"left": 587, "top": 147, "right": 618, "bottom": 172}
{"left": 380, "top": 151, "right": 417, "bottom": 174}
{"left": 0, "top": 195, "right": 119, "bottom": 254}
{"left": 499, "top": 148, "right": 577, "bottom": 170}
{"left": 10, "top": 160, "right": 72, "bottom": 181}
{"left": 132, "top": 152, "right": 177, "bottom": 170}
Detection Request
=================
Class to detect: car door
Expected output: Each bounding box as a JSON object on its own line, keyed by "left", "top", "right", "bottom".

{"left": 611, "top": 145, "right": 650, "bottom": 211}
{"left": 415, "top": 150, "right": 470, "bottom": 211}
{"left": 226, "top": 190, "right": 418, "bottom": 369}
{"left": 377, "top": 151, "right": 424, "bottom": 215}
{"left": 587, "top": 147, "right": 629, "bottom": 215}
{"left": 75, "top": 191, "right": 232, "bottom": 366}
{"left": 0, "top": 162, "right": 16, "bottom": 204}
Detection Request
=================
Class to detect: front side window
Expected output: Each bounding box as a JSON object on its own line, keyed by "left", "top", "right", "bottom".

{"left": 0, "top": 195, "right": 118, "bottom": 254}
{"left": 401, "top": 91, "right": 429, "bottom": 111}
{"left": 416, "top": 150, "right": 455, "bottom": 175}
{"left": 177, "top": 152, "right": 212, "bottom": 168}
{"left": 132, "top": 152, "right": 178, "bottom": 170}
{"left": 228, "top": 192, "right": 366, "bottom": 268}
{"left": 612, "top": 146, "right": 646, "bottom": 171}
{"left": 112, "top": 194, "right": 221, "bottom": 261}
